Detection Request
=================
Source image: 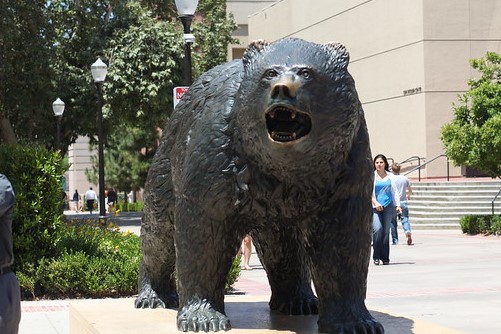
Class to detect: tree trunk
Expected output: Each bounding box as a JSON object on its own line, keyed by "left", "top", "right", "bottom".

{"left": 0, "top": 114, "right": 17, "bottom": 144}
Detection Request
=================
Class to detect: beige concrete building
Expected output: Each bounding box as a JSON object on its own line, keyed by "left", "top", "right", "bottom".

{"left": 247, "top": 0, "right": 501, "bottom": 178}
{"left": 227, "top": 0, "right": 276, "bottom": 59}
{"left": 66, "top": 137, "right": 99, "bottom": 210}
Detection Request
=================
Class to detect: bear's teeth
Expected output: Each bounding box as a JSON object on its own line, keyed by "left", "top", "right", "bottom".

{"left": 271, "top": 131, "right": 297, "bottom": 142}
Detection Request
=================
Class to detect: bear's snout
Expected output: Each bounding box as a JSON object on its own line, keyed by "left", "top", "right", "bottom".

{"left": 271, "top": 81, "right": 299, "bottom": 99}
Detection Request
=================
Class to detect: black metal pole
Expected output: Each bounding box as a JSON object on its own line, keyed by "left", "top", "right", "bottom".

{"left": 180, "top": 15, "right": 194, "bottom": 86}
{"left": 56, "top": 115, "right": 62, "bottom": 151}
{"left": 95, "top": 82, "right": 106, "bottom": 224}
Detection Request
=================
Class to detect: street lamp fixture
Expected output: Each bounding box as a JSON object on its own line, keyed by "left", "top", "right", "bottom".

{"left": 175, "top": 0, "right": 199, "bottom": 86}
{"left": 52, "top": 97, "right": 65, "bottom": 151}
{"left": 91, "top": 57, "right": 108, "bottom": 225}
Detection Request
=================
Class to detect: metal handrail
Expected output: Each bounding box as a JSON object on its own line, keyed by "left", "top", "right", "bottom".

{"left": 399, "top": 156, "right": 421, "bottom": 165}
{"left": 404, "top": 154, "right": 450, "bottom": 181}
{"left": 492, "top": 188, "right": 501, "bottom": 215}
{"left": 398, "top": 156, "right": 422, "bottom": 180}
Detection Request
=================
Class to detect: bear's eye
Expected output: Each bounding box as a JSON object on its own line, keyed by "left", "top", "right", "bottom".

{"left": 264, "top": 69, "right": 278, "bottom": 80}
{"left": 298, "top": 68, "right": 312, "bottom": 79}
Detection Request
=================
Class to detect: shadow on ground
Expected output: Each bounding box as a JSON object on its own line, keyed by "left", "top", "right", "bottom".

{"left": 226, "top": 301, "right": 414, "bottom": 333}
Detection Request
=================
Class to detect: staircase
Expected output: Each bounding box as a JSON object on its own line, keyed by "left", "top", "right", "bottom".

{"left": 408, "top": 180, "right": 501, "bottom": 229}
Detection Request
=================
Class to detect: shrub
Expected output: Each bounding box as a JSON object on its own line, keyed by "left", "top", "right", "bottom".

{"left": 460, "top": 214, "right": 500, "bottom": 235}
{"left": 19, "top": 222, "right": 141, "bottom": 299}
{"left": 0, "top": 144, "right": 67, "bottom": 273}
{"left": 226, "top": 255, "right": 241, "bottom": 292}
{"left": 460, "top": 216, "right": 479, "bottom": 235}
{"left": 117, "top": 201, "right": 144, "bottom": 212}
{"left": 491, "top": 215, "right": 501, "bottom": 235}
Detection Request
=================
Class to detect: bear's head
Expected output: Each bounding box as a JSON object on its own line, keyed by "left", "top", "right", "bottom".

{"left": 234, "top": 38, "right": 365, "bottom": 177}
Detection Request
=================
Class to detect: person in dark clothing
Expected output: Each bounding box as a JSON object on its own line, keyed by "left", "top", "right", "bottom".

{"left": 106, "top": 188, "right": 117, "bottom": 213}
{"left": 0, "top": 174, "right": 21, "bottom": 333}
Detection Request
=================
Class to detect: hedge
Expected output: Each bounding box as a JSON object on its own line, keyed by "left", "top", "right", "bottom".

{"left": 460, "top": 215, "right": 501, "bottom": 235}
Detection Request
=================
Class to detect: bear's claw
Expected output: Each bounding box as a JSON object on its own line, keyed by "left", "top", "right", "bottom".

{"left": 134, "top": 285, "right": 178, "bottom": 309}
{"left": 177, "top": 299, "right": 231, "bottom": 332}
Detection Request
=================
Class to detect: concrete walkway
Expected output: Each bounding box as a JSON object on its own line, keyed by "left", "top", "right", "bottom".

{"left": 18, "top": 213, "right": 501, "bottom": 333}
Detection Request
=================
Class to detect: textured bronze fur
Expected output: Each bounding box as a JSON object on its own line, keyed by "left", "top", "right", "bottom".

{"left": 135, "top": 38, "right": 383, "bottom": 333}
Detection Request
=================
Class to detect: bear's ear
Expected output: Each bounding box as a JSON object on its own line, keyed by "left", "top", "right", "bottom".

{"left": 324, "top": 41, "right": 350, "bottom": 70}
{"left": 243, "top": 39, "right": 270, "bottom": 68}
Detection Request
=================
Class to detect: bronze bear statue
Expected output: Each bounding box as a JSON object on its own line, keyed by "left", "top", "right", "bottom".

{"left": 135, "top": 37, "right": 383, "bottom": 333}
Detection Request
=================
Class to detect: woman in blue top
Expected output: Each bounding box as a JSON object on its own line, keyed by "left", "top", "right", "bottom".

{"left": 372, "top": 154, "right": 401, "bottom": 265}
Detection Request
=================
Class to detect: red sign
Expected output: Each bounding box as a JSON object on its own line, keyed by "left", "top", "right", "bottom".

{"left": 173, "top": 86, "right": 189, "bottom": 108}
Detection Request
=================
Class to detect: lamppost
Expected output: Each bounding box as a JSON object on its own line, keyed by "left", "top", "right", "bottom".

{"left": 52, "top": 98, "right": 65, "bottom": 151}
{"left": 175, "top": 0, "right": 199, "bottom": 86}
{"left": 91, "top": 57, "right": 108, "bottom": 224}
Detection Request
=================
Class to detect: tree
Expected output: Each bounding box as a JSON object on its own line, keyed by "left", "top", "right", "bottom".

{"left": 85, "top": 0, "right": 238, "bottom": 190}
{"left": 87, "top": 124, "right": 154, "bottom": 194}
{"left": 0, "top": 1, "right": 56, "bottom": 145}
{"left": 441, "top": 52, "right": 501, "bottom": 178}
{"left": 1, "top": 0, "right": 237, "bottom": 187}
{"left": 0, "top": 0, "right": 115, "bottom": 153}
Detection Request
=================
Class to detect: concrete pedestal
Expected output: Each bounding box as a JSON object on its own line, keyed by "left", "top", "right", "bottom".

{"left": 69, "top": 295, "right": 464, "bottom": 334}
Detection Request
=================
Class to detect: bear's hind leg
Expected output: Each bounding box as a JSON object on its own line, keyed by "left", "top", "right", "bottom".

{"left": 253, "top": 225, "right": 318, "bottom": 315}
{"left": 135, "top": 208, "right": 178, "bottom": 309}
{"left": 135, "top": 164, "right": 178, "bottom": 309}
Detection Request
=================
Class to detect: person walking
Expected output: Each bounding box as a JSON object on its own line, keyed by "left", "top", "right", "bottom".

{"left": 372, "top": 154, "right": 401, "bottom": 265}
{"left": 0, "top": 174, "right": 21, "bottom": 334}
{"left": 391, "top": 163, "right": 413, "bottom": 245}
{"left": 236, "top": 234, "right": 253, "bottom": 270}
{"left": 85, "top": 187, "right": 97, "bottom": 214}
{"left": 72, "top": 189, "right": 81, "bottom": 212}
{"left": 107, "top": 188, "right": 117, "bottom": 213}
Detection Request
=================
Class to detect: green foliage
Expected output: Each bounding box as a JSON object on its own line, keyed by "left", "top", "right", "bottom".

{"left": 106, "top": 2, "right": 183, "bottom": 126}
{"left": 18, "top": 222, "right": 141, "bottom": 299}
{"left": 0, "top": 144, "right": 67, "bottom": 273}
{"left": 226, "top": 255, "right": 242, "bottom": 291}
{"left": 193, "top": 0, "right": 239, "bottom": 75}
{"left": 83, "top": 0, "right": 237, "bottom": 191}
{"left": 0, "top": 1, "right": 57, "bottom": 145}
{"left": 460, "top": 214, "right": 501, "bottom": 235}
{"left": 441, "top": 52, "right": 501, "bottom": 178}
{"left": 117, "top": 201, "right": 145, "bottom": 212}
{"left": 102, "top": 126, "right": 154, "bottom": 193}
{"left": 491, "top": 215, "right": 501, "bottom": 235}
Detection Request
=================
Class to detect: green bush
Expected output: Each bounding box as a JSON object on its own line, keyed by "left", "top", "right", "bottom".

{"left": 460, "top": 214, "right": 501, "bottom": 235}
{"left": 491, "top": 215, "right": 501, "bottom": 235}
{"left": 117, "top": 201, "right": 144, "bottom": 212}
{"left": 0, "top": 144, "right": 66, "bottom": 273}
{"left": 1, "top": 144, "right": 238, "bottom": 299}
{"left": 226, "top": 255, "right": 241, "bottom": 292}
{"left": 460, "top": 216, "right": 478, "bottom": 234}
{"left": 19, "top": 222, "right": 141, "bottom": 299}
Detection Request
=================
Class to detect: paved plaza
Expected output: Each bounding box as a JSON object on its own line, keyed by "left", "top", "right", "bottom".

{"left": 18, "top": 212, "right": 501, "bottom": 333}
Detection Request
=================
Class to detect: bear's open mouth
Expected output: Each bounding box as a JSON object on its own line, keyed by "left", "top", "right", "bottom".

{"left": 265, "top": 106, "right": 312, "bottom": 142}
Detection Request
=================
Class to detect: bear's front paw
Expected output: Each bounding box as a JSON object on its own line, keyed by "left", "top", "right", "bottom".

{"left": 270, "top": 293, "right": 319, "bottom": 315}
{"left": 134, "top": 285, "right": 178, "bottom": 309}
{"left": 177, "top": 300, "right": 231, "bottom": 332}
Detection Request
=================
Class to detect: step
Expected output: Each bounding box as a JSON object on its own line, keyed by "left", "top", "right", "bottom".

{"left": 410, "top": 223, "right": 460, "bottom": 230}
{"left": 392, "top": 180, "right": 501, "bottom": 229}
{"left": 409, "top": 204, "right": 499, "bottom": 211}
